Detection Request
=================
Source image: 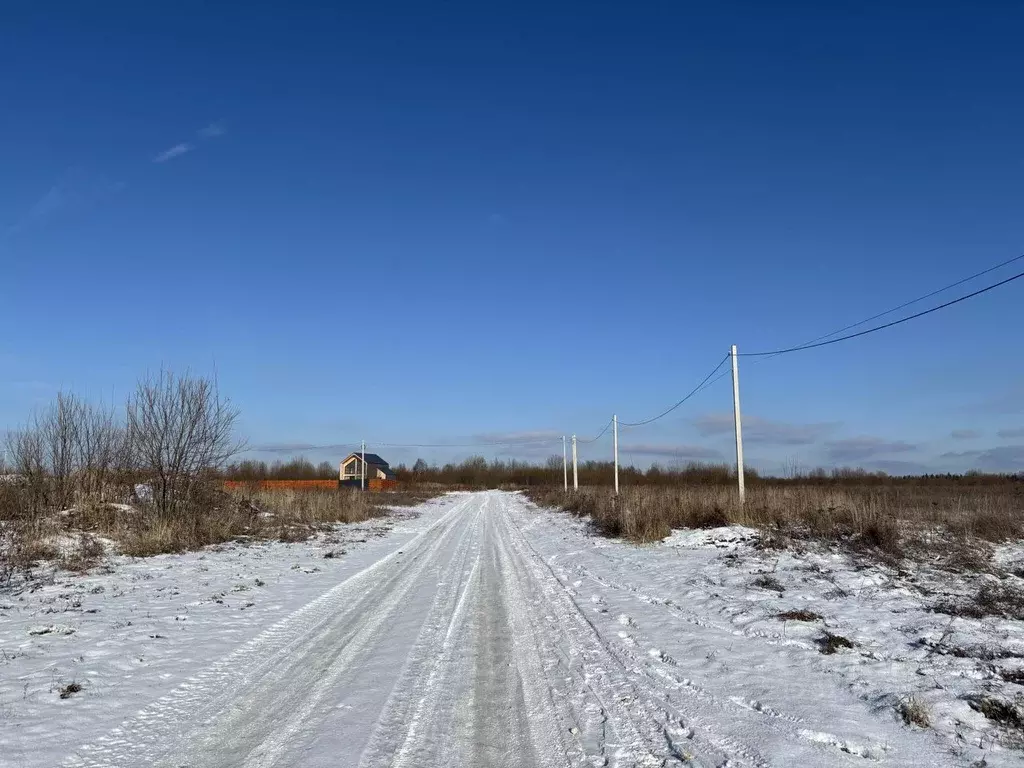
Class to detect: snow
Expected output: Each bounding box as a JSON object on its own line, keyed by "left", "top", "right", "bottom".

{"left": 0, "top": 496, "right": 455, "bottom": 767}
{"left": 2, "top": 490, "right": 1021, "bottom": 766}
{"left": 528, "top": 511, "right": 1024, "bottom": 766}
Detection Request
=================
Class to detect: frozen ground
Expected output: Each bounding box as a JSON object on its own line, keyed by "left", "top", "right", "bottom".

{"left": 1, "top": 490, "right": 1021, "bottom": 766}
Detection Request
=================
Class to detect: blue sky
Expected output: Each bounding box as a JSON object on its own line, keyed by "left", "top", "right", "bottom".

{"left": 2, "top": 2, "right": 1022, "bottom": 474}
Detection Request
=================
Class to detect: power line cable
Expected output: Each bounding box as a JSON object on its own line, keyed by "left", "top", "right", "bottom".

{"left": 619, "top": 354, "right": 731, "bottom": 427}
{"left": 375, "top": 437, "right": 563, "bottom": 448}
{"left": 798, "top": 252, "right": 1024, "bottom": 347}
{"left": 577, "top": 418, "right": 613, "bottom": 444}
{"left": 739, "top": 269, "right": 1024, "bottom": 357}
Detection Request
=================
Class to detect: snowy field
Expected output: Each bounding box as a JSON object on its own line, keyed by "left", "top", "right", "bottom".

{"left": 1, "top": 490, "right": 1021, "bottom": 766}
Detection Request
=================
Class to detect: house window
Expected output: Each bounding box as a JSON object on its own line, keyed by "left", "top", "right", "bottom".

{"left": 346, "top": 460, "right": 358, "bottom": 477}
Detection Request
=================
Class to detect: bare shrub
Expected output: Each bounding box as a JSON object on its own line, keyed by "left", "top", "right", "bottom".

{"left": 127, "top": 370, "right": 245, "bottom": 517}
{"left": 3, "top": 393, "right": 128, "bottom": 518}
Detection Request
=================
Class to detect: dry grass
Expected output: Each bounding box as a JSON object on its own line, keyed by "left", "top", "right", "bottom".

{"left": 934, "top": 582, "right": 1024, "bottom": 621}
{"left": 58, "top": 534, "right": 105, "bottom": 573}
{"left": 899, "top": 696, "right": 931, "bottom": 728}
{"left": 777, "top": 609, "right": 823, "bottom": 622}
{"left": 59, "top": 681, "right": 83, "bottom": 700}
{"left": 751, "top": 574, "right": 785, "bottom": 593}
{"left": 0, "top": 484, "right": 441, "bottom": 575}
{"left": 969, "top": 695, "right": 1023, "bottom": 728}
{"left": 527, "top": 484, "right": 1023, "bottom": 565}
{"left": 817, "top": 631, "right": 856, "bottom": 654}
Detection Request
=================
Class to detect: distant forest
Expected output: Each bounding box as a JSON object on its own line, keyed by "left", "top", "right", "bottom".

{"left": 219, "top": 456, "right": 1020, "bottom": 488}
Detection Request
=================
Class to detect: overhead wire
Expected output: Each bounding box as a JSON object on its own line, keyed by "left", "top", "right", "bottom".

{"left": 619, "top": 354, "right": 730, "bottom": 427}
{"left": 276, "top": 255, "right": 1024, "bottom": 456}
{"left": 739, "top": 269, "right": 1024, "bottom": 357}
{"left": 576, "top": 418, "right": 614, "bottom": 443}
{"left": 607, "top": 255, "right": 1024, "bottom": 432}
{"left": 794, "top": 252, "right": 1024, "bottom": 348}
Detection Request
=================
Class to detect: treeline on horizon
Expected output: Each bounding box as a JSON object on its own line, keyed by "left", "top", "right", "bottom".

{"left": 220, "top": 456, "right": 1021, "bottom": 487}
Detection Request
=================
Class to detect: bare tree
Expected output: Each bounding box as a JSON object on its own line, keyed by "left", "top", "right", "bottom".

{"left": 39, "top": 392, "right": 81, "bottom": 510}
{"left": 126, "top": 370, "right": 245, "bottom": 516}
{"left": 75, "top": 400, "right": 128, "bottom": 499}
{"left": 5, "top": 425, "right": 46, "bottom": 516}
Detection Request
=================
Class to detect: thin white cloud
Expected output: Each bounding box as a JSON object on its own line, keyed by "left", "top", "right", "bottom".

{"left": 939, "top": 445, "right": 1024, "bottom": 471}
{"left": 693, "top": 412, "right": 839, "bottom": 445}
{"left": 997, "top": 427, "right": 1024, "bottom": 439}
{"left": 950, "top": 429, "right": 982, "bottom": 440}
{"left": 2, "top": 168, "right": 124, "bottom": 240}
{"left": 619, "top": 443, "right": 723, "bottom": 460}
{"left": 153, "top": 143, "right": 193, "bottom": 163}
{"left": 824, "top": 437, "right": 917, "bottom": 462}
{"left": 471, "top": 430, "right": 562, "bottom": 445}
{"left": 198, "top": 120, "right": 227, "bottom": 139}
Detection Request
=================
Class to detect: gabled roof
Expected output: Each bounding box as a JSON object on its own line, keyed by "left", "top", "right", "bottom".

{"left": 343, "top": 452, "right": 390, "bottom": 468}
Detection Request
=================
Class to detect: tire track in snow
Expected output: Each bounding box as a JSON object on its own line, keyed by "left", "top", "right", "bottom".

{"left": 515, "top": 494, "right": 959, "bottom": 768}
{"left": 61, "top": 492, "right": 960, "bottom": 768}
{"left": 501, "top": 495, "right": 757, "bottom": 768}
{"left": 64, "top": 495, "right": 477, "bottom": 767}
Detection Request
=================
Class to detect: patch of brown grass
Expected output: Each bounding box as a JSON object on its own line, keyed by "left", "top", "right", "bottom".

{"left": 817, "top": 631, "right": 856, "bottom": 654}
{"left": 969, "top": 695, "right": 1023, "bottom": 728}
{"left": 59, "top": 681, "right": 83, "bottom": 699}
{"left": 777, "top": 609, "right": 823, "bottom": 622}
{"left": 1, "top": 482, "right": 441, "bottom": 571}
{"left": 752, "top": 574, "right": 785, "bottom": 593}
{"left": 58, "top": 534, "right": 105, "bottom": 573}
{"left": 934, "top": 582, "right": 1024, "bottom": 621}
{"left": 899, "top": 696, "right": 931, "bottom": 727}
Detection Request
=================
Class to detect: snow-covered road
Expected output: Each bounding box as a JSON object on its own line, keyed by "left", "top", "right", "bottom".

{"left": 43, "top": 490, "right": 965, "bottom": 767}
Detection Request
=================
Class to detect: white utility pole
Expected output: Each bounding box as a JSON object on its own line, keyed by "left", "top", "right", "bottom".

{"left": 730, "top": 345, "right": 745, "bottom": 504}
{"left": 571, "top": 434, "right": 578, "bottom": 490}
{"left": 562, "top": 436, "right": 568, "bottom": 492}
{"left": 613, "top": 414, "right": 619, "bottom": 495}
{"left": 361, "top": 440, "right": 366, "bottom": 491}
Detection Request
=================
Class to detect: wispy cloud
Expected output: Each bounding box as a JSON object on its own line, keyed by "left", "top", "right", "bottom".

{"left": 619, "top": 443, "right": 723, "bottom": 460}
{"left": 198, "top": 120, "right": 227, "bottom": 139}
{"left": 694, "top": 413, "right": 839, "bottom": 445}
{"left": 997, "top": 427, "right": 1024, "bottom": 439}
{"left": 950, "top": 429, "right": 982, "bottom": 440}
{"left": 471, "top": 430, "right": 562, "bottom": 445}
{"left": 153, "top": 143, "right": 193, "bottom": 163}
{"left": 2, "top": 167, "right": 124, "bottom": 240}
{"left": 939, "top": 445, "right": 1024, "bottom": 472}
{"left": 824, "top": 437, "right": 917, "bottom": 462}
